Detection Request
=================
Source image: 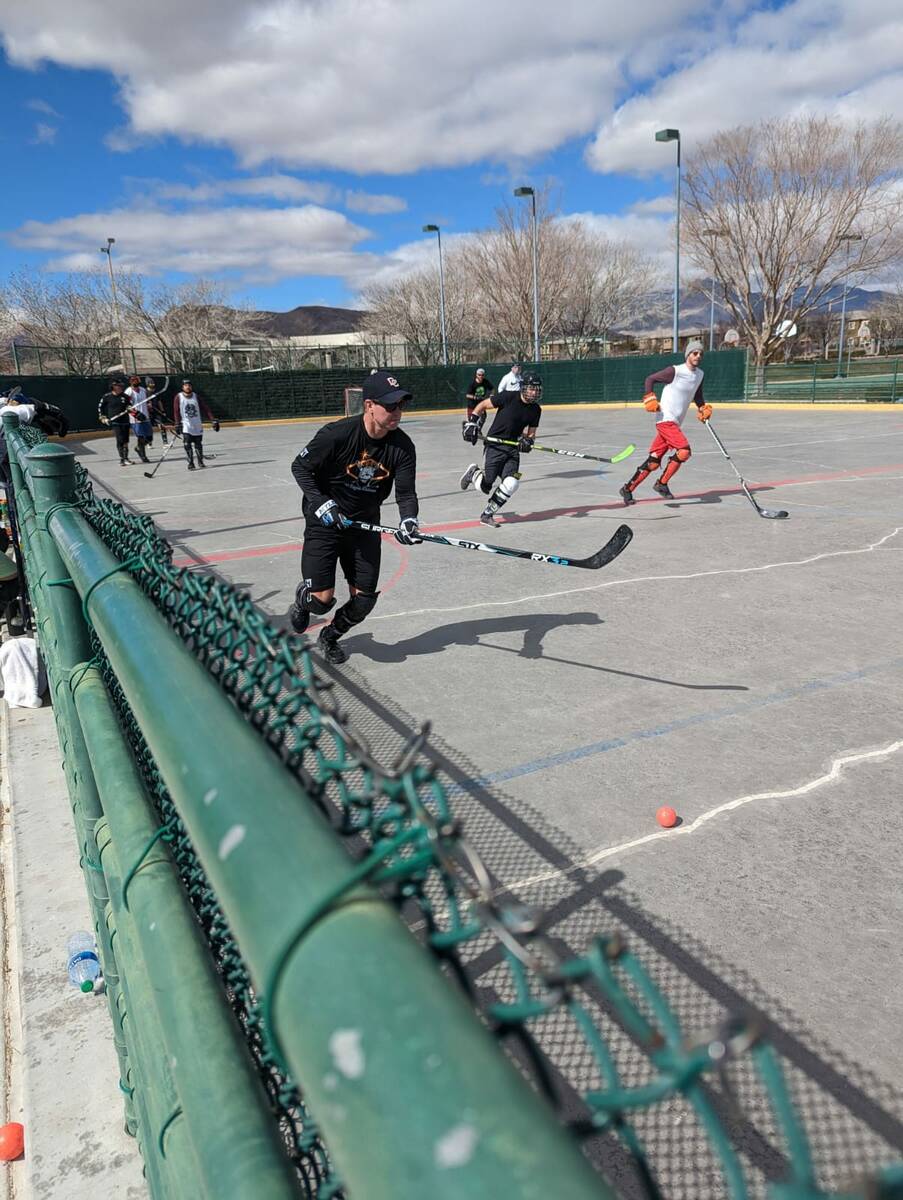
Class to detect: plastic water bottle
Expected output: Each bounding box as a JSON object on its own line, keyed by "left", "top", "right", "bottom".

{"left": 67, "top": 932, "right": 100, "bottom": 993}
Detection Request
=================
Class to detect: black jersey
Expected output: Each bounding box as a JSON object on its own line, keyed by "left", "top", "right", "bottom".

{"left": 486, "top": 391, "right": 541, "bottom": 441}
{"left": 291, "top": 414, "right": 418, "bottom": 521}
{"left": 98, "top": 392, "right": 131, "bottom": 426}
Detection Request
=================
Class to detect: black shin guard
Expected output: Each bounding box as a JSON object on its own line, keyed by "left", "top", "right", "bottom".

{"left": 627, "top": 455, "right": 661, "bottom": 490}
{"left": 330, "top": 590, "right": 379, "bottom": 637}
{"left": 289, "top": 583, "right": 335, "bottom": 635}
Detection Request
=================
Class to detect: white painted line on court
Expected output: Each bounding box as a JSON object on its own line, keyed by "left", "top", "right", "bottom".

{"left": 371, "top": 525, "right": 902, "bottom": 621}
{"left": 131, "top": 482, "right": 292, "bottom": 504}
{"left": 498, "top": 740, "right": 903, "bottom": 895}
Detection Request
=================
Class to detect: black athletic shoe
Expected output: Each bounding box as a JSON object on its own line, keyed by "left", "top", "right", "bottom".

{"left": 198, "top": 461, "right": 206, "bottom": 469}
{"left": 653, "top": 481, "right": 674, "bottom": 499}
{"left": 317, "top": 626, "right": 347, "bottom": 665}
{"left": 187, "top": 462, "right": 196, "bottom": 471}
{"left": 619, "top": 484, "right": 635, "bottom": 506}
{"left": 288, "top": 604, "right": 310, "bottom": 635}
{"left": 480, "top": 511, "right": 499, "bottom": 527}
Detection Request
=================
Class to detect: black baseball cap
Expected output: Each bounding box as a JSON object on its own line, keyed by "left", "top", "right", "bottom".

{"left": 361, "top": 370, "right": 412, "bottom": 407}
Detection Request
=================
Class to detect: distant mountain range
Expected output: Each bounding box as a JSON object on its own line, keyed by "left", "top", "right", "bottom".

{"left": 244, "top": 289, "right": 889, "bottom": 341}
{"left": 252, "top": 304, "right": 368, "bottom": 337}
{"left": 624, "top": 285, "right": 889, "bottom": 336}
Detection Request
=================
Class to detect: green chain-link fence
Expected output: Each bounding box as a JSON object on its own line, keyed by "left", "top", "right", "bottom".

{"left": 756, "top": 358, "right": 902, "bottom": 403}
{"left": 1, "top": 350, "right": 747, "bottom": 433}
{"left": 5, "top": 412, "right": 902, "bottom": 1199}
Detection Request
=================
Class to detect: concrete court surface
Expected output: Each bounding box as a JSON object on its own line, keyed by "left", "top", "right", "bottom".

{"left": 71, "top": 405, "right": 903, "bottom": 1195}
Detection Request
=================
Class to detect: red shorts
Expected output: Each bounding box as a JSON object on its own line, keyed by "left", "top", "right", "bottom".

{"left": 649, "top": 421, "right": 690, "bottom": 458}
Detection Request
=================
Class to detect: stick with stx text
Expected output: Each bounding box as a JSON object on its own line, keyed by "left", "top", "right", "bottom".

{"left": 482, "top": 434, "right": 636, "bottom": 464}
{"left": 351, "top": 520, "right": 634, "bottom": 571}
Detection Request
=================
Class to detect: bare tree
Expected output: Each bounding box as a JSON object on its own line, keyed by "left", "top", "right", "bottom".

{"left": 554, "top": 223, "right": 658, "bottom": 357}
{"left": 0, "top": 270, "right": 113, "bottom": 374}
{"left": 362, "top": 251, "right": 479, "bottom": 366}
{"left": 364, "top": 209, "right": 659, "bottom": 366}
{"left": 869, "top": 286, "right": 903, "bottom": 354}
{"left": 683, "top": 115, "right": 903, "bottom": 389}
{"left": 117, "top": 276, "right": 262, "bottom": 372}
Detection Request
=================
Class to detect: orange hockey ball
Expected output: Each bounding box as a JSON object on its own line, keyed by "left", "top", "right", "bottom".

{"left": 0, "top": 1122, "right": 24, "bottom": 1161}
{"left": 656, "top": 806, "right": 678, "bottom": 829}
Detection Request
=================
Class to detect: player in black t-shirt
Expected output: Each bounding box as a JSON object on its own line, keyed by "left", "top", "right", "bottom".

{"left": 289, "top": 370, "right": 421, "bottom": 664}
{"left": 464, "top": 368, "right": 494, "bottom": 419}
{"left": 459, "top": 373, "right": 542, "bottom": 526}
{"left": 98, "top": 378, "right": 133, "bottom": 465}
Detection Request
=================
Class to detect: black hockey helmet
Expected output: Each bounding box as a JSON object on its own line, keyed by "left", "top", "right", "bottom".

{"left": 521, "top": 372, "right": 543, "bottom": 401}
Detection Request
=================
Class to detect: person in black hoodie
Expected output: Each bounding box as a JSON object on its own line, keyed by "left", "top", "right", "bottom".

{"left": 289, "top": 370, "right": 421, "bottom": 665}
{"left": 98, "top": 378, "right": 133, "bottom": 465}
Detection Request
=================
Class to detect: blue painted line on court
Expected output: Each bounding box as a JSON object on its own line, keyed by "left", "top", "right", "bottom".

{"left": 453, "top": 655, "right": 903, "bottom": 793}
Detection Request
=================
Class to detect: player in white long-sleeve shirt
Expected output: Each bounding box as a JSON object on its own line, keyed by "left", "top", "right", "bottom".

{"left": 619, "top": 341, "right": 712, "bottom": 503}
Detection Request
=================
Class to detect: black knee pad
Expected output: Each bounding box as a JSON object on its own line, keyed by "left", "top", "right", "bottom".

{"left": 289, "top": 583, "right": 335, "bottom": 635}
{"left": 641, "top": 454, "right": 662, "bottom": 472}
{"left": 294, "top": 582, "right": 336, "bottom": 616}
{"left": 332, "top": 590, "right": 379, "bottom": 636}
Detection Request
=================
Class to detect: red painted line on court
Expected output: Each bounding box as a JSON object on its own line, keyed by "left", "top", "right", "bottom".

{"left": 171, "top": 460, "right": 903, "bottom": 568}
{"left": 173, "top": 534, "right": 412, "bottom": 601}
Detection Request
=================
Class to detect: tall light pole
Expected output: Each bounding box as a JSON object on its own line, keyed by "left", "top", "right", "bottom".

{"left": 655, "top": 128, "right": 681, "bottom": 353}
{"left": 514, "top": 186, "right": 540, "bottom": 363}
{"left": 422, "top": 224, "right": 448, "bottom": 366}
{"left": 702, "top": 225, "right": 728, "bottom": 350}
{"left": 99, "top": 236, "right": 127, "bottom": 369}
{"left": 836, "top": 232, "right": 863, "bottom": 376}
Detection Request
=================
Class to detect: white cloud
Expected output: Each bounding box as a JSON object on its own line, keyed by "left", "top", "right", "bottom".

{"left": 9, "top": 205, "right": 380, "bottom": 286}
{"left": 26, "top": 98, "right": 61, "bottom": 118}
{"left": 0, "top": 0, "right": 703, "bottom": 173}
{"left": 30, "top": 121, "right": 57, "bottom": 144}
{"left": 587, "top": 0, "right": 903, "bottom": 174}
{"left": 344, "top": 191, "right": 407, "bottom": 215}
{"left": 121, "top": 174, "right": 408, "bottom": 214}
{"left": 628, "top": 195, "right": 675, "bottom": 215}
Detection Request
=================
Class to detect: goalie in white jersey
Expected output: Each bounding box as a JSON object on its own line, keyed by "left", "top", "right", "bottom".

{"left": 620, "top": 341, "right": 711, "bottom": 504}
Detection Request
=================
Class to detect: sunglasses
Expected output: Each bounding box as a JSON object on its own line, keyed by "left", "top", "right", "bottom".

{"left": 373, "top": 397, "right": 409, "bottom": 412}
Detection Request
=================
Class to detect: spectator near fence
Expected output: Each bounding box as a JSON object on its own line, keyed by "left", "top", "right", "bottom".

{"left": 496, "top": 363, "right": 522, "bottom": 393}
{"left": 465, "top": 368, "right": 495, "bottom": 419}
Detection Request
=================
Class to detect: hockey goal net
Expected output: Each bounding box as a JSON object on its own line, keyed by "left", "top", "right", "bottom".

{"left": 344, "top": 386, "right": 364, "bottom": 416}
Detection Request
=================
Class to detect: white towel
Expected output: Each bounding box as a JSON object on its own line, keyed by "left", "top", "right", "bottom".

{"left": 0, "top": 637, "right": 46, "bottom": 708}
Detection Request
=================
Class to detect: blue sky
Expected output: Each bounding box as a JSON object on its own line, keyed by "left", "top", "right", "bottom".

{"left": 1, "top": 0, "right": 900, "bottom": 312}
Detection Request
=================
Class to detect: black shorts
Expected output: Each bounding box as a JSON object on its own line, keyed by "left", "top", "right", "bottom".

{"left": 482, "top": 443, "right": 519, "bottom": 488}
{"left": 301, "top": 522, "right": 381, "bottom": 593}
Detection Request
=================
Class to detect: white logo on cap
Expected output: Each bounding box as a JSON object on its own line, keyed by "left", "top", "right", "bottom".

{"left": 387, "top": 376, "right": 399, "bottom": 388}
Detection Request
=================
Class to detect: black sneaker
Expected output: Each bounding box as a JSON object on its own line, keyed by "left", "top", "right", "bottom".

{"left": 317, "top": 626, "right": 348, "bottom": 665}
{"left": 480, "top": 511, "right": 499, "bottom": 527}
{"left": 288, "top": 604, "right": 310, "bottom": 635}
{"left": 187, "top": 462, "right": 196, "bottom": 471}
{"left": 618, "top": 484, "right": 635, "bottom": 506}
{"left": 653, "top": 481, "right": 674, "bottom": 499}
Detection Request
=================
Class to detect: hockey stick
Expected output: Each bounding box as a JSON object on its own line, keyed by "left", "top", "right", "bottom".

{"left": 143, "top": 429, "right": 184, "bottom": 478}
{"left": 351, "top": 520, "right": 633, "bottom": 570}
{"left": 483, "top": 434, "right": 636, "bottom": 465}
{"left": 704, "top": 420, "right": 789, "bottom": 520}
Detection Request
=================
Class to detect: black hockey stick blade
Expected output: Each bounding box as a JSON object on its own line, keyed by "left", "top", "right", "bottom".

{"left": 741, "top": 482, "right": 788, "bottom": 519}
{"left": 577, "top": 523, "right": 634, "bottom": 568}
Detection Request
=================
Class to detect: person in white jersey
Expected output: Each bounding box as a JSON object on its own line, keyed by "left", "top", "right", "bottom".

{"left": 619, "top": 341, "right": 711, "bottom": 504}
{"left": 173, "top": 379, "right": 219, "bottom": 470}
{"left": 496, "top": 363, "right": 522, "bottom": 393}
{"left": 125, "top": 374, "right": 152, "bottom": 464}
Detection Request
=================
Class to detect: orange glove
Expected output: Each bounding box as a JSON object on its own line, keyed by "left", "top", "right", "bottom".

{"left": 696, "top": 403, "right": 713, "bottom": 422}
{"left": 643, "top": 392, "right": 660, "bottom": 413}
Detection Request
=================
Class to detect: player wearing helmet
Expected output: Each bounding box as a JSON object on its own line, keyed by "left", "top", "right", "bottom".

{"left": 459, "top": 372, "right": 542, "bottom": 526}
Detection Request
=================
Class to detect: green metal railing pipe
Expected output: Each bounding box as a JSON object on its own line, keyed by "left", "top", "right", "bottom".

{"left": 40, "top": 450, "right": 609, "bottom": 1199}
{"left": 73, "top": 667, "right": 302, "bottom": 1200}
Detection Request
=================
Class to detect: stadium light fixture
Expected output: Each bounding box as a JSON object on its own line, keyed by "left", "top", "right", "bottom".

{"left": 656, "top": 129, "right": 681, "bottom": 353}
{"left": 514, "top": 187, "right": 540, "bottom": 362}
{"left": 422, "top": 225, "right": 448, "bottom": 366}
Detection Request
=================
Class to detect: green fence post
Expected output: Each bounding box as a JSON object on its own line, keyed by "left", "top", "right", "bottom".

{"left": 892, "top": 357, "right": 899, "bottom": 403}
{"left": 11, "top": 343, "right": 20, "bottom": 374}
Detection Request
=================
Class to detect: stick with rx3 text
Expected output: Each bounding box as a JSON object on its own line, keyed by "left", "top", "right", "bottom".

{"left": 351, "top": 520, "right": 634, "bottom": 571}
